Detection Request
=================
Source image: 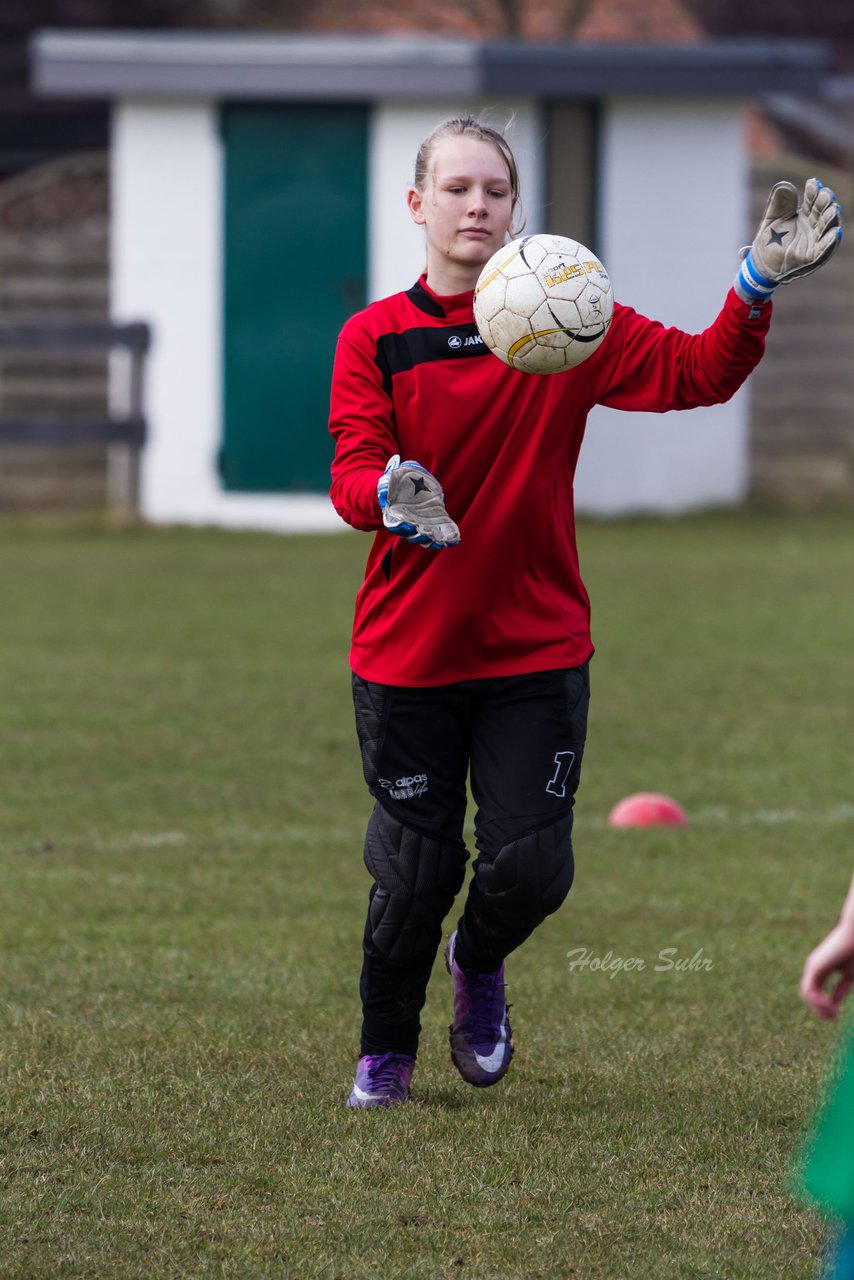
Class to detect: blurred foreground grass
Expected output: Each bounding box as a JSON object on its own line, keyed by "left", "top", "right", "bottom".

{"left": 0, "top": 510, "right": 852, "bottom": 1278}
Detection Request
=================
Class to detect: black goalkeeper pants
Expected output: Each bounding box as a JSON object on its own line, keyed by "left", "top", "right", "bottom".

{"left": 351, "top": 663, "right": 590, "bottom": 1058}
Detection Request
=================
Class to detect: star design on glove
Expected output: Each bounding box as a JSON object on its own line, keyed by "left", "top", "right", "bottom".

{"left": 411, "top": 476, "right": 428, "bottom": 495}
{"left": 768, "top": 228, "right": 788, "bottom": 245}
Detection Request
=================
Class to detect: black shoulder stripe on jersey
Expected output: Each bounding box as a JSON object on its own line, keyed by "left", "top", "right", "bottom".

{"left": 374, "top": 324, "right": 489, "bottom": 393}
{"left": 406, "top": 280, "right": 446, "bottom": 318}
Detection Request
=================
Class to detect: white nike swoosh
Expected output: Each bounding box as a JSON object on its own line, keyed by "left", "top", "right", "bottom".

{"left": 352, "top": 1083, "right": 378, "bottom": 1102}
{"left": 474, "top": 1024, "right": 508, "bottom": 1072}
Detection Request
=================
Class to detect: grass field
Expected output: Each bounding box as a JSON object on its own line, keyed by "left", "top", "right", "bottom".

{"left": 1, "top": 509, "right": 852, "bottom": 1279}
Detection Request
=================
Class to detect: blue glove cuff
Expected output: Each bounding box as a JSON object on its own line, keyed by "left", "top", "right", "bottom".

{"left": 377, "top": 453, "right": 400, "bottom": 513}
{"left": 735, "top": 250, "right": 777, "bottom": 304}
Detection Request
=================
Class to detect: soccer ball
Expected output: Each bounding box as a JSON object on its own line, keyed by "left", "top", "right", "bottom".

{"left": 473, "top": 233, "right": 614, "bottom": 374}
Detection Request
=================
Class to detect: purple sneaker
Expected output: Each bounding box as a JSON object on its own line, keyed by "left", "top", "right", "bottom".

{"left": 346, "top": 1052, "right": 414, "bottom": 1108}
{"left": 445, "top": 931, "right": 514, "bottom": 1087}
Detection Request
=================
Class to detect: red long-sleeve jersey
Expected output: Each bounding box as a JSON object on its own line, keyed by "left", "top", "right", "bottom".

{"left": 329, "top": 276, "right": 771, "bottom": 687}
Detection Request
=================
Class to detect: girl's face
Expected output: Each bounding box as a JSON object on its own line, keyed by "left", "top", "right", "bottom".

{"left": 408, "top": 135, "right": 515, "bottom": 291}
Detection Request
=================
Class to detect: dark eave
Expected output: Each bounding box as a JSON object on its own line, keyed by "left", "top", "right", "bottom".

{"left": 31, "top": 30, "right": 830, "bottom": 102}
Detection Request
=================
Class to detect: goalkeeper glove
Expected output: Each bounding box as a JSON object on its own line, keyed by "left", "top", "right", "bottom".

{"left": 735, "top": 177, "right": 842, "bottom": 306}
{"left": 377, "top": 454, "right": 461, "bottom": 550}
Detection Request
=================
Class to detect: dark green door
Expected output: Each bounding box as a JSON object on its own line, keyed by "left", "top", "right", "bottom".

{"left": 221, "top": 104, "right": 368, "bottom": 492}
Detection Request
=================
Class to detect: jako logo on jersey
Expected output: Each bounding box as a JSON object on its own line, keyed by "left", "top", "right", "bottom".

{"left": 379, "top": 773, "right": 429, "bottom": 800}
{"left": 447, "top": 334, "right": 484, "bottom": 350}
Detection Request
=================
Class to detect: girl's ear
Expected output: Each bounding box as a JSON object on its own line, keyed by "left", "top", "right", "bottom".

{"left": 407, "top": 186, "right": 426, "bottom": 226}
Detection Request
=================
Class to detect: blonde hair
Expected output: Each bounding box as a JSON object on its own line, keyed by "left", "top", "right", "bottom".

{"left": 413, "top": 114, "right": 525, "bottom": 235}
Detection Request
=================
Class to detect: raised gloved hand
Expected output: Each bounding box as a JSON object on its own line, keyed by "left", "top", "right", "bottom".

{"left": 377, "top": 454, "right": 460, "bottom": 550}
{"left": 735, "top": 177, "right": 842, "bottom": 305}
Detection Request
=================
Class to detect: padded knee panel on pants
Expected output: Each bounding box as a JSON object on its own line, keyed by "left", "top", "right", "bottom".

{"left": 473, "top": 814, "right": 575, "bottom": 934}
{"left": 363, "top": 804, "right": 468, "bottom": 962}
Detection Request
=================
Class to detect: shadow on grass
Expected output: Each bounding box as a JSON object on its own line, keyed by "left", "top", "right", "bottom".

{"left": 410, "top": 1088, "right": 468, "bottom": 1109}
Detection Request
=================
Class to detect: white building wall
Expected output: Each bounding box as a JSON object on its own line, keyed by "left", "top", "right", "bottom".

{"left": 113, "top": 101, "right": 218, "bottom": 525}
{"left": 574, "top": 98, "right": 750, "bottom": 515}
{"left": 113, "top": 95, "right": 749, "bottom": 530}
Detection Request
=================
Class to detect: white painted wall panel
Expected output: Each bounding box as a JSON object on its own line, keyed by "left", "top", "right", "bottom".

{"left": 112, "top": 101, "right": 220, "bottom": 523}
{"left": 575, "top": 98, "right": 750, "bottom": 515}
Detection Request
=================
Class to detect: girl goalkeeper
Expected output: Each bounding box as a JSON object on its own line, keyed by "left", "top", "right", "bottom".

{"left": 328, "top": 113, "right": 841, "bottom": 1108}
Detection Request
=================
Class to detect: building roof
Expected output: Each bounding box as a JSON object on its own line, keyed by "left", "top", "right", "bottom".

{"left": 31, "top": 29, "right": 830, "bottom": 101}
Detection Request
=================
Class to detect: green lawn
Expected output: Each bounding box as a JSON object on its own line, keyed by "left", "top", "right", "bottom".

{"left": 1, "top": 510, "right": 852, "bottom": 1278}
